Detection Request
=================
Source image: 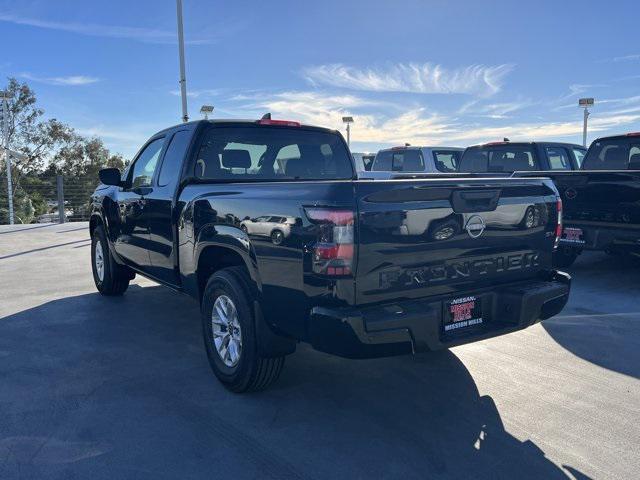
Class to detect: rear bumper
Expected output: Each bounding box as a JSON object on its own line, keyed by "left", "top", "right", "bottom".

{"left": 561, "top": 223, "right": 640, "bottom": 255}
{"left": 308, "top": 270, "right": 571, "bottom": 359}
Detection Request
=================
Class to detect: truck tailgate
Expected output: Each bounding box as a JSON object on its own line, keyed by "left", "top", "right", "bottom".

{"left": 354, "top": 178, "right": 559, "bottom": 306}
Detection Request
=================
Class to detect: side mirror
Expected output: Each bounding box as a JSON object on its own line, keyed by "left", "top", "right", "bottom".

{"left": 99, "top": 168, "right": 123, "bottom": 186}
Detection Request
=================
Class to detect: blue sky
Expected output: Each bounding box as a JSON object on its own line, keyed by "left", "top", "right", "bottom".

{"left": 1, "top": 0, "right": 639, "bottom": 158}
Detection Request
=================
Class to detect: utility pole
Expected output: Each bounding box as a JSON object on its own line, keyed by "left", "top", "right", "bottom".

{"left": 176, "top": 0, "right": 189, "bottom": 122}
{"left": 0, "top": 90, "right": 13, "bottom": 225}
{"left": 579, "top": 98, "right": 594, "bottom": 147}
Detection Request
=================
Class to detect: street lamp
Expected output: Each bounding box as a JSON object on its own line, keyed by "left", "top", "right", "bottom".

{"left": 579, "top": 97, "right": 594, "bottom": 147}
{"left": 0, "top": 90, "right": 13, "bottom": 225}
{"left": 342, "top": 116, "right": 354, "bottom": 147}
{"left": 200, "top": 105, "right": 214, "bottom": 120}
{"left": 176, "top": 0, "right": 189, "bottom": 122}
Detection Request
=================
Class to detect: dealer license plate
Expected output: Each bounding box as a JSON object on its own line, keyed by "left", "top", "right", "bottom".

{"left": 443, "top": 296, "right": 483, "bottom": 333}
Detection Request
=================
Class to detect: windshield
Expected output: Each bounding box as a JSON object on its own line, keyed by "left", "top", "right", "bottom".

{"left": 371, "top": 149, "right": 424, "bottom": 172}
{"left": 459, "top": 145, "right": 538, "bottom": 172}
{"left": 194, "top": 126, "right": 354, "bottom": 181}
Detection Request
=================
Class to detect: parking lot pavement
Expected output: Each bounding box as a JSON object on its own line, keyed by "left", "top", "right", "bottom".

{"left": 0, "top": 222, "right": 638, "bottom": 480}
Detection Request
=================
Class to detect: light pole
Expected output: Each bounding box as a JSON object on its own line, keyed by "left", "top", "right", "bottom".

{"left": 579, "top": 97, "right": 594, "bottom": 147}
{"left": 342, "top": 116, "right": 354, "bottom": 147}
{"left": 0, "top": 90, "right": 13, "bottom": 225}
{"left": 200, "top": 105, "right": 214, "bottom": 120}
{"left": 176, "top": 0, "right": 189, "bottom": 122}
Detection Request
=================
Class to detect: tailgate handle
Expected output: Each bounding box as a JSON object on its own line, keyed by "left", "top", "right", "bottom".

{"left": 451, "top": 190, "right": 500, "bottom": 213}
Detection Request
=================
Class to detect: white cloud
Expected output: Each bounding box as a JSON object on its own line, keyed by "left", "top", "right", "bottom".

{"left": 169, "top": 89, "right": 223, "bottom": 99}
{"left": 303, "top": 62, "right": 514, "bottom": 97}
{"left": 225, "top": 89, "right": 640, "bottom": 148}
{"left": 458, "top": 98, "right": 534, "bottom": 119}
{"left": 20, "top": 73, "right": 100, "bottom": 86}
{"left": 0, "top": 12, "right": 226, "bottom": 45}
{"left": 611, "top": 54, "right": 640, "bottom": 62}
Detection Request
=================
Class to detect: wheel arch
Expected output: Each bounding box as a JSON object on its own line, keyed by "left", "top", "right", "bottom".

{"left": 193, "top": 225, "right": 262, "bottom": 302}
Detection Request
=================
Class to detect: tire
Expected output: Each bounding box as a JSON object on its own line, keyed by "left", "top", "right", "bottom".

{"left": 270, "top": 230, "right": 284, "bottom": 245}
{"left": 91, "top": 225, "right": 132, "bottom": 295}
{"left": 520, "top": 206, "right": 538, "bottom": 229}
{"left": 201, "top": 266, "right": 285, "bottom": 393}
{"left": 553, "top": 247, "right": 579, "bottom": 269}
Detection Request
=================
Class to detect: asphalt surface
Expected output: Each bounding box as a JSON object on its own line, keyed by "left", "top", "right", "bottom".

{"left": 0, "top": 222, "right": 638, "bottom": 480}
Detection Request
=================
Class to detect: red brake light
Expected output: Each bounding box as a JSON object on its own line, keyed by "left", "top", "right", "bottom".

{"left": 554, "top": 198, "right": 563, "bottom": 249}
{"left": 305, "top": 208, "right": 354, "bottom": 276}
{"left": 257, "top": 119, "right": 300, "bottom": 127}
{"left": 626, "top": 132, "right": 640, "bottom": 137}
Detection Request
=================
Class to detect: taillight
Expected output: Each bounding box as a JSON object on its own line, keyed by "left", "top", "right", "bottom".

{"left": 305, "top": 208, "right": 354, "bottom": 276}
{"left": 554, "top": 198, "right": 563, "bottom": 249}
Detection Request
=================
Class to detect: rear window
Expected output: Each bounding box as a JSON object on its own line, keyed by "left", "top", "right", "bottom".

{"left": 371, "top": 149, "right": 424, "bottom": 172}
{"left": 458, "top": 145, "right": 538, "bottom": 172}
{"left": 582, "top": 138, "right": 640, "bottom": 170}
{"left": 432, "top": 150, "right": 461, "bottom": 172}
{"left": 194, "top": 126, "right": 353, "bottom": 181}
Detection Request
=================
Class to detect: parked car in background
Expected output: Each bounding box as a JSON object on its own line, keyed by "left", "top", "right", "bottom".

{"left": 459, "top": 136, "right": 640, "bottom": 267}
{"left": 358, "top": 146, "right": 464, "bottom": 178}
{"left": 532, "top": 133, "right": 640, "bottom": 266}
{"left": 458, "top": 141, "right": 586, "bottom": 173}
{"left": 240, "top": 215, "right": 297, "bottom": 244}
{"left": 89, "top": 118, "right": 570, "bottom": 392}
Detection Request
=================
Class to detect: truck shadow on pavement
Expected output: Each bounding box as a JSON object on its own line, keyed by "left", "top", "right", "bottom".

{"left": 542, "top": 252, "right": 640, "bottom": 379}
{"left": 0, "top": 284, "right": 587, "bottom": 480}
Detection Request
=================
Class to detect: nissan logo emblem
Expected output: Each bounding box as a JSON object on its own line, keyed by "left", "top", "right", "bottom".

{"left": 565, "top": 188, "right": 578, "bottom": 200}
{"left": 465, "top": 215, "right": 486, "bottom": 239}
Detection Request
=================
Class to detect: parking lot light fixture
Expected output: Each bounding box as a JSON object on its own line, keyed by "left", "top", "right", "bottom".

{"left": 342, "top": 116, "right": 354, "bottom": 147}
{"left": 200, "top": 105, "right": 214, "bottom": 120}
{"left": 579, "top": 98, "right": 594, "bottom": 147}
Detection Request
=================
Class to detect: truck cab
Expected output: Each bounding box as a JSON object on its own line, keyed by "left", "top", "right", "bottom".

{"left": 359, "top": 146, "right": 464, "bottom": 179}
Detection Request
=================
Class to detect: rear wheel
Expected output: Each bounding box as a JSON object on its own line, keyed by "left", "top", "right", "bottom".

{"left": 201, "top": 266, "right": 285, "bottom": 393}
{"left": 553, "top": 247, "right": 579, "bottom": 269}
{"left": 91, "top": 225, "right": 132, "bottom": 295}
{"left": 271, "top": 229, "right": 284, "bottom": 245}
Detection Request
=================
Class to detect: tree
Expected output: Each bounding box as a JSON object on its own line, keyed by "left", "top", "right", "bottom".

{"left": 0, "top": 78, "right": 128, "bottom": 224}
{"left": 1, "top": 78, "right": 74, "bottom": 175}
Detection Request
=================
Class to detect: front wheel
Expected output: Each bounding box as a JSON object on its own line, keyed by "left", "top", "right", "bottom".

{"left": 91, "top": 225, "right": 132, "bottom": 295}
{"left": 201, "top": 266, "right": 285, "bottom": 393}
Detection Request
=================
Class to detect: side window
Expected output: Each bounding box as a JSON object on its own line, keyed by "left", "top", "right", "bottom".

{"left": 158, "top": 131, "right": 190, "bottom": 187}
{"left": 572, "top": 148, "right": 586, "bottom": 168}
{"left": 545, "top": 147, "right": 571, "bottom": 170}
{"left": 629, "top": 145, "right": 640, "bottom": 169}
{"left": 130, "top": 138, "right": 164, "bottom": 188}
{"left": 433, "top": 150, "right": 460, "bottom": 172}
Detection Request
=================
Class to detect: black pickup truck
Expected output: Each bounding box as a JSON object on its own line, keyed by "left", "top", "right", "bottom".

{"left": 90, "top": 118, "right": 570, "bottom": 392}
{"left": 459, "top": 135, "right": 640, "bottom": 266}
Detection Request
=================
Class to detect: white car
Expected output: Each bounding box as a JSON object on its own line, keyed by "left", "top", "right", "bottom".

{"left": 240, "top": 215, "right": 296, "bottom": 245}
{"left": 358, "top": 146, "right": 464, "bottom": 178}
